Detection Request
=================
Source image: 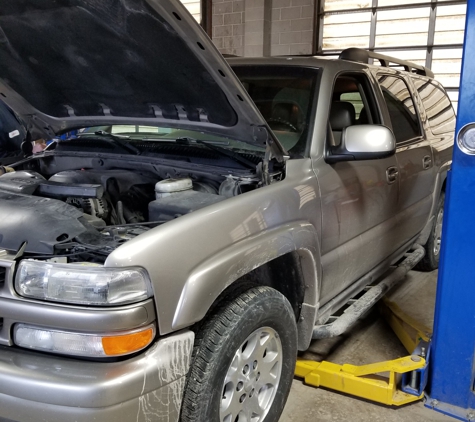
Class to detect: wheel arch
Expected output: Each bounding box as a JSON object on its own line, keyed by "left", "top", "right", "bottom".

{"left": 417, "top": 164, "right": 449, "bottom": 246}
{"left": 171, "top": 221, "right": 321, "bottom": 345}
{"left": 441, "top": 176, "right": 447, "bottom": 192}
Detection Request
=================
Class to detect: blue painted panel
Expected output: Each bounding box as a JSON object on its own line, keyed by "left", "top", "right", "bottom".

{"left": 427, "top": 0, "right": 475, "bottom": 418}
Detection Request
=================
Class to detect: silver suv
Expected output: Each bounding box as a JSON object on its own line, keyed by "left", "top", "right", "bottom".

{"left": 0, "top": 1, "right": 453, "bottom": 422}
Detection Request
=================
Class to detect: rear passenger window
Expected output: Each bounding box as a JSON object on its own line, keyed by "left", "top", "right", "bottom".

{"left": 410, "top": 77, "right": 456, "bottom": 135}
{"left": 378, "top": 75, "right": 422, "bottom": 143}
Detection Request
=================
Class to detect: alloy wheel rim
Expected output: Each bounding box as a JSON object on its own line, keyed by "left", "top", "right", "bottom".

{"left": 220, "top": 326, "right": 283, "bottom": 422}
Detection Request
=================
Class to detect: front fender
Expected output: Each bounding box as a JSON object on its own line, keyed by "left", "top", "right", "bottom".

{"left": 172, "top": 220, "right": 320, "bottom": 330}
{"left": 105, "top": 159, "right": 321, "bottom": 335}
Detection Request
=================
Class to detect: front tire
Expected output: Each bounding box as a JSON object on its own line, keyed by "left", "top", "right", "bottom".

{"left": 416, "top": 192, "right": 445, "bottom": 271}
{"left": 181, "top": 286, "right": 298, "bottom": 422}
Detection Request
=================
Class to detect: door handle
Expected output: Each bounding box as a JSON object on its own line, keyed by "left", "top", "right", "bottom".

{"left": 386, "top": 166, "right": 399, "bottom": 184}
{"left": 423, "top": 155, "right": 432, "bottom": 169}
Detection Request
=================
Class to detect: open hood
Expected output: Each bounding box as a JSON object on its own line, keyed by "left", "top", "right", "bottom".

{"left": 0, "top": 0, "right": 283, "bottom": 155}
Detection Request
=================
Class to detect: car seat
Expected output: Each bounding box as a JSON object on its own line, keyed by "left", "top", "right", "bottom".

{"left": 330, "top": 101, "right": 355, "bottom": 146}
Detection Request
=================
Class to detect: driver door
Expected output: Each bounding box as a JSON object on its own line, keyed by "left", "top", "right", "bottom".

{"left": 318, "top": 72, "right": 400, "bottom": 304}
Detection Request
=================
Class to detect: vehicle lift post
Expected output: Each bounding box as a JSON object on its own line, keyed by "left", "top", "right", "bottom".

{"left": 425, "top": 0, "right": 475, "bottom": 419}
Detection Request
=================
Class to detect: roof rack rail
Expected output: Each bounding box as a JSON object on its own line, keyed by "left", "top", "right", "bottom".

{"left": 339, "top": 48, "right": 434, "bottom": 78}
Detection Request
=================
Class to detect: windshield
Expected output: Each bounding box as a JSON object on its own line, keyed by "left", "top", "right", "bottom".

{"left": 232, "top": 65, "right": 320, "bottom": 156}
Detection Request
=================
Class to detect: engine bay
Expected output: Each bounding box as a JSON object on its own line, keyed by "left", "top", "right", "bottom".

{"left": 0, "top": 155, "right": 265, "bottom": 264}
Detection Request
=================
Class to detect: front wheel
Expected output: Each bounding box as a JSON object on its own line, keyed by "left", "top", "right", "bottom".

{"left": 416, "top": 191, "right": 445, "bottom": 271}
{"left": 181, "top": 286, "right": 298, "bottom": 422}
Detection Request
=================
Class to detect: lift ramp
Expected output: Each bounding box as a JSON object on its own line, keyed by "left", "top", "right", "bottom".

{"left": 295, "top": 247, "right": 436, "bottom": 406}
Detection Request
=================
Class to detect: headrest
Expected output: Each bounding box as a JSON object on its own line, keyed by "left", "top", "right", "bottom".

{"left": 330, "top": 102, "right": 355, "bottom": 131}
{"left": 358, "top": 107, "right": 369, "bottom": 124}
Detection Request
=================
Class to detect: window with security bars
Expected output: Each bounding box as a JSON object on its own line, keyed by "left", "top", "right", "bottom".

{"left": 318, "top": 0, "right": 467, "bottom": 112}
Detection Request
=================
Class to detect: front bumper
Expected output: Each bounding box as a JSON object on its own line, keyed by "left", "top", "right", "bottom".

{"left": 0, "top": 330, "right": 194, "bottom": 422}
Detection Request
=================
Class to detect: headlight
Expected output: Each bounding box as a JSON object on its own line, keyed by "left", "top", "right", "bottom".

{"left": 15, "top": 260, "right": 153, "bottom": 306}
{"left": 14, "top": 323, "right": 156, "bottom": 357}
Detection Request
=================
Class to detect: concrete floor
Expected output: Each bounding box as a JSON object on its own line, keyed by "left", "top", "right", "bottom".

{"left": 281, "top": 270, "right": 454, "bottom": 422}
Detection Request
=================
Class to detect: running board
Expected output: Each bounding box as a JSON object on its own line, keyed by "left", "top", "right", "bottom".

{"left": 312, "top": 244, "right": 425, "bottom": 340}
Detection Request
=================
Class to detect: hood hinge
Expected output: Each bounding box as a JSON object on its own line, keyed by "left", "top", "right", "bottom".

{"left": 253, "top": 125, "right": 288, "bottom": 185}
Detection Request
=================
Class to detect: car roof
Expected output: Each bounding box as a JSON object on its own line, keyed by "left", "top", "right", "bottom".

{"left": 227, "top": 51, "right": 434, "bottom": 80}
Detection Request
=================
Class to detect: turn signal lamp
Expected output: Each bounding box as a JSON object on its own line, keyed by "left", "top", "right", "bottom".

{"left": 102, "top": 327, "right": 154, "bottom": 356}
{"left": 14, "top": 324, "right": 156, "bottom": 358}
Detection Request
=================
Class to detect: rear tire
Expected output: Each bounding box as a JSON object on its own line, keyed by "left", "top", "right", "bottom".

{"left": 181, "top": 286, "right": 298, "bottom": 422}
{"left": 416, "top": 192, "right": 445, "bottom": 271}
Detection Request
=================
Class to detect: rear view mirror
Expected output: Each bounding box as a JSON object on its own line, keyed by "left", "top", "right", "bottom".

{"left": 326, "top": 125, "right": 396, "bottom": 164}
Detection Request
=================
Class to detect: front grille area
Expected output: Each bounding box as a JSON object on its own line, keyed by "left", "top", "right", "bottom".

{"left": 0, "top": 257, "right": 17, "bottom": 345}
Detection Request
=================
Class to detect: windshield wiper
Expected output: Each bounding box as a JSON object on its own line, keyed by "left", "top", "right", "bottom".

{"left": 176, "top": 137, "right": 257, "bottom": 170}
{"left": 90, "top": 130, "right": 141, "bottom": 155}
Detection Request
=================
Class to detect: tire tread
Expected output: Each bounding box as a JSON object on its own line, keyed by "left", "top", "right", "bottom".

{"left": 416, "top": 192, "right": 445, "bottom": 272}
{"left": 181, "top": 286, "right": 297, "bottom": 422}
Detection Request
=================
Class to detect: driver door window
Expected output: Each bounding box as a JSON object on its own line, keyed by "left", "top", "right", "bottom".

{"left": 329, "top": 75, "right": 380, "bottom": 147}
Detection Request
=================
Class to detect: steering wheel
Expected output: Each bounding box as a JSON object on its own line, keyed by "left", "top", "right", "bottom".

{"left": 267, "top": 118, "right": 298, "bottom": 132}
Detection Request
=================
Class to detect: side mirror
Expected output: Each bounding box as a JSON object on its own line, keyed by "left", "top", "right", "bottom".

{"left": 326, "top": 125, "right": 396, "bottom": 164}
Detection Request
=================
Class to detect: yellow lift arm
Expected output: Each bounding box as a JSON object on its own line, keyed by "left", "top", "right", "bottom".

{"left": 294, "top": 269, "right": 435, "bottom": 406}
{"left": 295, "top": 355, "right": 425, "bottom": 406}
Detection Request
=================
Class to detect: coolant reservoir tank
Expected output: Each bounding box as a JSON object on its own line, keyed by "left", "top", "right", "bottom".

{"left": 155, "top": 178, "right": 193, "bottom": 199}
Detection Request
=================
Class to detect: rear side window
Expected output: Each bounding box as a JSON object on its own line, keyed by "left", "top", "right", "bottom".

{"left": 378, "top": 75, "right": 422, "bottom": 143}
{"left": 410, "top": 77, "right": 456, "bottom": 135}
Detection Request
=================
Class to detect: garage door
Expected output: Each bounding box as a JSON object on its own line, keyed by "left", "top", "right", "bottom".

{"left": 319, "top": 0, "right": 466, "bottom": 111}
{"left": 180, "top": 0, "right": 201, "bottom": 23}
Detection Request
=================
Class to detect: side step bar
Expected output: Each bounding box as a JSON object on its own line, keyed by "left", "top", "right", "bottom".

{"left": 312, "top": 244, "right": 425, "bottom": 340}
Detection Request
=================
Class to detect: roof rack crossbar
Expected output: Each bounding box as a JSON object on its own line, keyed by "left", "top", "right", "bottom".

{"left": 339, "top": 48, "right": 434, "bottom": 78}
